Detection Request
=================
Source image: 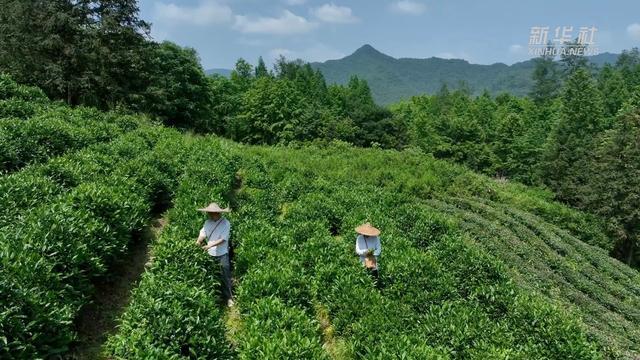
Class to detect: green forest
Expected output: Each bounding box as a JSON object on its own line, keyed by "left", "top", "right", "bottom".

{"left": 1, "top": 0, "right": 639, "bottom": 359}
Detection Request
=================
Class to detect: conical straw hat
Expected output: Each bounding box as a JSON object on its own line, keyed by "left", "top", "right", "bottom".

{"left": 355, "top": 222, "right": 380, "bottom": 236}
{"left": 197, "top": 202, "right": 230, "bottom": 213}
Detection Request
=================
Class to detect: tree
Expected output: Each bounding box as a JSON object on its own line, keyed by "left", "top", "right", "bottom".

{"left": 583, "top": 91, "right": 640, "bottom": 266}
{"left": 0, "top": 0, "right": 149, "bottom": 107}
{"left": 233, "top": 77, "right": 307, "bottom": 144}
{"left": 543, "top": 68, "right": 605, "bottom": 204}
{"left": 597, "top": 64, "right": 629, "bottom": 118}
{"left": 0, "top": 0, "right": 93, "bottom": 104}
{"left": 560, "top": 39, "right": 589, "bottom": 77}
{"left": 255, "top": 57, "right": 270, "bottom": 78}
{"left": 468, "top": 91, "right": 497, "bottom": 140}
{"left": 230, "top": 58, "right": 254, "bottom": 93}
{"left": 615, "top": 47, "right": 640, "bottom": 89}
{"left": 274, "top": 56, "right": 306, "bottom": 80}
{"left": 89, "top": 0, "right": 151, "bottom": 109}
{"left": 328, "top": 76, "right": 403, "bottom": 148}
{"left": 492, "top": 112, "right": 525, "bottom": 177}
{"left": 530, "top": 44, "right": 561, "bottom": 104}
{"left": 136, "top": 42, "right": 212, "bottom": 130}
{"left": 208, "top": 74, "right": 241, "bottom": 136}
{"left": 272, "top": 58, "right": 328, "bottom": 105}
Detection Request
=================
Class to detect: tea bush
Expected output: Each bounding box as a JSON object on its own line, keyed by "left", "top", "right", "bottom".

{"left": 105, "top": 138, "right": 237, "bottom": 359}
{"left": 177, "top": 144, "right": 600, "bottom": 359}
{"left": 0, "top": 104, "right": 147, "bottom": 174}
{"left": 3, "top": 104, "right": 639, "bottom": 357}
{"left": 102, "top": 140, "right": 640, "bottom": 358}
{"left": 0, "top": 126, "right": 190, "bottom": 358}
{"left": 0, "top": 126, "right": 173, "bottom": 228}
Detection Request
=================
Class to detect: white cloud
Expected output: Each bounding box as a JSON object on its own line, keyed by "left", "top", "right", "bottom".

{"left": 509, "top": 44, "right": 524, "bottom": 54}
{"left": 627, "top": 23, "right": 640, "bottom": 41}
{"left": 391, "top": 0, "right": 426, "bottom": 15}
{"left": 312, "top": 3, "right": 359, "bottom": 24}
{"left": 154, "top": 1, "right": 232, "bottom": 26}
{"left": 269, "top": 44, "right": 345, "bottom": 62}
{"left": 269, "top": 48, "right": 296, "bottom": 59}
{"left": 234, "top": 10, "right": 316, "bottom": 35}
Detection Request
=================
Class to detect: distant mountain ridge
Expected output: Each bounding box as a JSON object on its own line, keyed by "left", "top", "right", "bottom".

{"left": 206, "top": 45, "right": 619, "bottom": 104}
{"left": 311, "top": 44, "right": 619, "bottom": 104}
{"left": 205, "top": 68, "right": 232, "bottom": 77}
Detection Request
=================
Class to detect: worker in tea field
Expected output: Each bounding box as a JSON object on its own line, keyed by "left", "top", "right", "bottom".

{"left": 355, "top": 222, "right": 382, "bottom": 287}
{"left": 195, "top": 202, "right": 234, "bottom": 307}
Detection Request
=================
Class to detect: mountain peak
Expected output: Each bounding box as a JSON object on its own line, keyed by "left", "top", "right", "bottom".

{"left": 351, "top": 44, "right": 391, "bottom": 59}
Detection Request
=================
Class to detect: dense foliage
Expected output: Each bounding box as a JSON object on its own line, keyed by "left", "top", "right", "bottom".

{"left": 392, "top": 48, "right": 640, "bottom": 266}
{"left": 103, "top": 140, "right": 640, "bottom": 358}
{"left": 0, "top": 0, "right": 150, "bottom": 107}
{"left": 0, "top": 76, "right": 147, "bottom": 174}
{"left": 105, "top": 137, "right": 237, "bottom": 359}
{"left": 0, "top": 1, "right": 213, "bottom": 129}
{"left": 0, "top": 0, "right": 635, "bottom": 269}
{"left": 311, "top": 44, "right": 619, "bottom": 104}
{"left": 1, "top": 1, "right": 639, "bottom": 356}
{"left": 0, "top": 120, "right": 190, "bottom": 358}
{"left": 208, "top": 57, "right": 404, "bottom": 148}
{"left": 0, "top": 79, "right": 638, "bottom": 358}
{"left": 226, "top": 145, "right": 604, "bottom": 358}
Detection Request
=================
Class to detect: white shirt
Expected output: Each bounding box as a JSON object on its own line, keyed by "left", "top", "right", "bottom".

{"left": 199, "top": 218, "right": 231, "bottom": 256}
{"left": 355, "top": 235, "right": 381, "bottom": 267}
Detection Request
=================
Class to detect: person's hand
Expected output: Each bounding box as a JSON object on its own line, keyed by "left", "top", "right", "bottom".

{"left": 202, "top": 243, "right": 211, "bottom": 251}
{"left": 196, "top": 239, "right": 203, "bottom": 246}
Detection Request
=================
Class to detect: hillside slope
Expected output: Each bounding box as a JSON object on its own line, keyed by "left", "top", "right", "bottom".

{"left": 244, "top": 144, "right": 638, "bottom": 358}
{"left": 108, "top": 141, "right": 638, "bottom": 359}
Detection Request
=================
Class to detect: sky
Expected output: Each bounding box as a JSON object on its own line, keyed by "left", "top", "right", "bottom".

{"left": 137, "top": 0, "right": 640, "bottom": 70}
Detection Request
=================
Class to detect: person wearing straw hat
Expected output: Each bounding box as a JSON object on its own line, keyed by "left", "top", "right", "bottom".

{"left": 355, "top": 222, "right": 382, "bottom": 284}
{"left": 195, "top": 202, "right": 234, "bottom": 307}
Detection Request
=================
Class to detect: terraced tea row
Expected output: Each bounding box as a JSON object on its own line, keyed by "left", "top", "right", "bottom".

{"left": 0, "top": 126, "right": 191, "bottom": 358}
{"left": 180, "top": 145, "right": 602, "bottom": 358}
{"left": 4, "top": 135, "right": 638, "bottom": 358}
{"left": 0, "top": 75, "right": 148, "bottom": 174}
{"left": 105, "top": 138, "right": 237, "bottom": 359}
{"left": 0, "top": 126, "right": 173, "bottom": 228}
{"left": 425, "top": 196, "right": 640, "bottom": 357}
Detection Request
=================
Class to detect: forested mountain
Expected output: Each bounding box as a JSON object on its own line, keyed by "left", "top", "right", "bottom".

{"left": 206, "top": 47, "right": 618, "bottom": 105}
{"left": 205, "top": 68, "right": 232, "bottom": 77}
{"left": 309, "top": 45, "right": 619, "bottom": 104}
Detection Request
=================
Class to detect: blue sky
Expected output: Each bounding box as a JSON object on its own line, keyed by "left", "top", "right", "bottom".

{"left": 137, "top": 0, "right": 640, "bottom": 69}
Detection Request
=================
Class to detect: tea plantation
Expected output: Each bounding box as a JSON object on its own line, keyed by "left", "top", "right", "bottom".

{"left": 1, "top": 82, "right": 639, "bottom": 359}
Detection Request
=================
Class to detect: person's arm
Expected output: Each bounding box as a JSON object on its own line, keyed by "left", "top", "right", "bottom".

{"left": 374, "top": 237, "right": 381, "bottom": 257}
{"left": 196, "top": 227, "right": 206, "bottom": 246}
{"left": 355, "top": 235, "right": 368, "bottom": 255}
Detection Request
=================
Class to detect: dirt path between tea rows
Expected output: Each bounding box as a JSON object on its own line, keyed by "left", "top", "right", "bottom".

{"left": 66, "top": 215, "right": 168, "bottom": 360}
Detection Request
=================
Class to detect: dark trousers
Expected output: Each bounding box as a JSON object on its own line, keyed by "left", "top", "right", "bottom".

{"left": 369, "top": 268, "right": 381, "bottom": 289}
{"left": 213, "top": 253, "right": 232, "bottom": 301}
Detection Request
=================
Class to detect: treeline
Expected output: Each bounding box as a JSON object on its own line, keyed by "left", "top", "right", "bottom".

{"left": 393, "top": 48, "right": 640, "bottom": 267}
{"left": 0, "top": 0, "right": 212, "bottom": 129}
{"left": 0, "top": 1, "right": 401, "bottom": 147}
{"left": 208, "top": 57, "right": 404, "bottom": 147}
